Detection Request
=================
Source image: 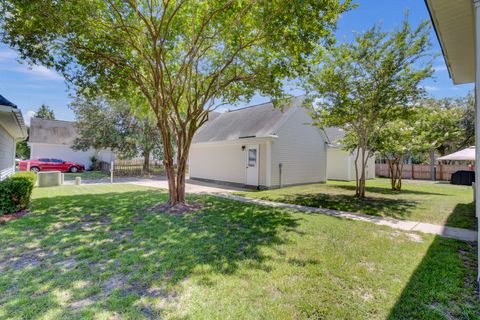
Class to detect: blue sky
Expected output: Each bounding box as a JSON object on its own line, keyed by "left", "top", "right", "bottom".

{"left": 0, "top": 0, "right": 474, "bottom": 124}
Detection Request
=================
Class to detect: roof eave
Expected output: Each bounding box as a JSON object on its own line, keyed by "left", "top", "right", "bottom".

{"left": 424, "top": 0, "right": 476, "bottom": 85}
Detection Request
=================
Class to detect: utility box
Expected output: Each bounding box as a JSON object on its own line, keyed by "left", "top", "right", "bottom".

{"left": 37, "top": 171, "right": 62, "bottom": 187}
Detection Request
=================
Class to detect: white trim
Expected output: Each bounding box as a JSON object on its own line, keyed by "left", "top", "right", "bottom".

{"left": 192, "top": 135, "right": 278, "bottom": 147}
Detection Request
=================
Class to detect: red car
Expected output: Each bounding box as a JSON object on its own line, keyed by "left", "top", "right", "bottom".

{"left": 19, "top": 158, "right": 85, "bottom": 173}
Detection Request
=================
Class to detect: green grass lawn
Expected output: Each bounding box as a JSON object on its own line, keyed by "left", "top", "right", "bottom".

{"left": 0, "top": 184, "right": 477, "bottom": 319}
{"left": 63, "top": 171, "right": 110, "bottom": 181}
{"left": 235, "top": 178, "right": 476, "bottom": 229}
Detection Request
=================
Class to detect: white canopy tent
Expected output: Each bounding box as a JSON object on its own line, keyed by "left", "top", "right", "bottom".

{"left": 437, "top": 146, "right": 476, "bottom": 161}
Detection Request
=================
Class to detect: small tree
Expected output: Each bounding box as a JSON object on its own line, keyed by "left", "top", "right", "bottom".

{"left": 375, "top": 103, "right": 462, "bottom": 191}
{"left": 1, "top": 0, "right": 351, "bottom": 206}
{"left": 304, "top": 16, "right": 433, "bottom": 197}
{"left": 70, "top": 94, "right": 163, "bottom": 172}
{"left": 375, "top": 120, "right": 415, "bottom": 191}
{"left": 34, "top": 104, "right": 55, "bottom": 120}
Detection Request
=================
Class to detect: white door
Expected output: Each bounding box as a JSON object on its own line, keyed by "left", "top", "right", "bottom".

{"left": 246, "top": 144, "right": 259, "bottom": 186}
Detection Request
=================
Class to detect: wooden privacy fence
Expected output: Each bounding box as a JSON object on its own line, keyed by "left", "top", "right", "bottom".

{"left": 99, "top": 160, "right": 165, "bottom": 176}
{"left": 375, "top": 163, "right": 473, "bottom": 181}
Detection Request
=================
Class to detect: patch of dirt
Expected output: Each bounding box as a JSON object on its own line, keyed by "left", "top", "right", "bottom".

{"left": 148, "top": 201, "right": 205, "bottom": 216}
{"left": 0, "top": 210, "right": 28, "bottom": 224}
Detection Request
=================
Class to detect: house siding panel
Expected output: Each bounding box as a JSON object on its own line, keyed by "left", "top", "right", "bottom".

{"left": 0, "top": 123, "right": 15, "bottom": 181}
{"left": 189, "top": 144, "right": 247, "bottom": 185}
{"left": 270, "top": 108, "right": 327, "bottom": 187}
{"left": 189, "top": 142, "right": 269, "bottom": 187}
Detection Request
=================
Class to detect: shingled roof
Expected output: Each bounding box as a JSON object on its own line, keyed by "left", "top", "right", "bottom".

{"left": 29, "top": 118, "right": 78, "bottom": 145}
{"left": 322, "top": 127, "right": 345, "bottom": 146}
{"left": 193, "top": 97, "right": 303, "bottom": 143}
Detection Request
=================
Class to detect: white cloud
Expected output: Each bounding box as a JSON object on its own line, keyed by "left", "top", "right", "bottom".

{"left": 21, "top": 65, "right": 64, "bottom": 81}
{"left": 24, "top": 110, "right": 36, "bottom": 126}
{"left": 0, "top": 49, "right": 17, "bottom": 61}
{"left": 424, "top": 85, "right": 439, "bottom": 91}
{"left": 433, "top": 65, "right": 448, "bottom": 72}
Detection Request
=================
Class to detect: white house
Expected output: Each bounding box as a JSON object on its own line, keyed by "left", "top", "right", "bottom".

{"left": 0, "top": 94, "right": 27, "bottom": 181}
{"left": 323, "top": 127, "right": 375, "bottom": 181}
{"left": 189, "top": 97, "right": 371, "bottom": 189}
{"left": 29, "top": 118, "right": 114, "bottom": 168}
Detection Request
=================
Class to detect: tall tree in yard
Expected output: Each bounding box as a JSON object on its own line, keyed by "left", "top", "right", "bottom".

{"left": 70, "top": 94, "right": 163, "bottom": 172}
{"left": 0, "top": 0, "right": 351, "bottom": 206}
{"left": 304, "top": 17, "right": 433, "bottom": 198}
{"left": 34, "top": 104, "right": 55, "bottom": 120}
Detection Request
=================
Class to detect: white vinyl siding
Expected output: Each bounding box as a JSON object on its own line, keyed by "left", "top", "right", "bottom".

{"left": 327, "top": 148, "right": 376, "bottom": 181}
{"left": 270, "top": 108, "right": 327, "bottom": 187}
{"left": 0, "top": 123, "right": 15, "bottom": 181}
{"left": 189, "top": 142, "right": 268, "bottom": 187}
{"left": 189, "top": 144, "right": 247, "bottom": 184}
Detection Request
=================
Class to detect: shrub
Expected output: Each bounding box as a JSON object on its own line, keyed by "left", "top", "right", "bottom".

{"left": 0, "top": 172, "right": 36, "bottom": 215}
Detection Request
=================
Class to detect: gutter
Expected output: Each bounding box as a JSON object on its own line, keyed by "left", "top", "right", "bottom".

{"left": 423, "top": 0, "right": 454, "bottom": 81}
{"left": 0, "top": 104, "right": 28, "bottom": 140}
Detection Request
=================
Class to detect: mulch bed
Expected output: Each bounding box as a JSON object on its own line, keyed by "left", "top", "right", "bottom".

{"left": 0, "top": 210, "right": 28, "bottom": 224}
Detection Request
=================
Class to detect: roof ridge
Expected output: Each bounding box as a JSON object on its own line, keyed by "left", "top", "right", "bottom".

{"left": 31, "top": 118, "right": 74, "bottom": 124}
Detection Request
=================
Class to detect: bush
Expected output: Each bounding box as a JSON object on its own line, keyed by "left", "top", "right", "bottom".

{"left": 0, "top": 172, "right": 36, "bottom": 215}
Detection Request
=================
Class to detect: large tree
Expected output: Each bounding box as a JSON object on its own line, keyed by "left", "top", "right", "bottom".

{"left": 1, "top": 0, "right": 351, "bottom": 206}
{"left": 70, "top": 94, "right": 163, "bottom": 172}
{"left": 34, "top": 104, "right": 55, "bottom": 120}
{"left": 304, "top": 17, "right": 433, "bottom": 198}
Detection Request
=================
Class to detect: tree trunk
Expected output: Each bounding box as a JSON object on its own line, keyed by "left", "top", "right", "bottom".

{"left": 354, "top": 146, "right": 367, "bottom": 198}
{"left": 143, "top": 150, "right": 150, "bottom": 174}
{"left": 157, "top": 118, "right": 195, "bottom": 206}
{"left": 388, "top": 157, "right": 403, "bottom": 191}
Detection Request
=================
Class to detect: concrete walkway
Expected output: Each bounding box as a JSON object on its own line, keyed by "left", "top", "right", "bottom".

{"left": 214, "top": 194, "right": 477, "bottom": 242}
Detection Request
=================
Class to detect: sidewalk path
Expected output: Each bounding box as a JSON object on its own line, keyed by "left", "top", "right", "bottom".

{"left": 213, "top": 194, "right": 477, "bottom": 242}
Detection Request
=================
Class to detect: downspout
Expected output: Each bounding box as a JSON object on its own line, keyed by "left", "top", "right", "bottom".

{"left": 279, "top": 163, "right": 283, "bottom": 188}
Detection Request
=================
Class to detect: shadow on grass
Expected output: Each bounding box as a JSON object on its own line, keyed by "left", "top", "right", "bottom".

{"left": 388, "top": 237, "right": 479, "bottom": 319}
{"left": 446, "top": 202, "right": 477, "bottom": 230}
{"left": 268, "top": 193, "right": 416, "bottom": 219}
{"left": 331, "top": 184, "right": 445, "bottom": 196}
{"left": 0, "top": 189, "right": 299, "bottom": 318}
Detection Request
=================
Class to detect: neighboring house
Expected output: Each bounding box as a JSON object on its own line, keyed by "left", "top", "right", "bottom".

{"left": 323, "top": 127, "right": 375, "bottom": 181}
{"left": 190, "top": 97, "right": 359, "bottom": 189}
{"left": 425, "top": 0, "right": 479, "bottom": 281}
{"left": 29, "top": 118, "right": 114, "bottom": 168}
{"left": 0, "top": 94, "right": 27, "bottom": 181}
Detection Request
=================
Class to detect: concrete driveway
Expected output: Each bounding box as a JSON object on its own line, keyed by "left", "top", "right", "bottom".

{"left": 131, "top": 178, "right": 245, "bottom": 194}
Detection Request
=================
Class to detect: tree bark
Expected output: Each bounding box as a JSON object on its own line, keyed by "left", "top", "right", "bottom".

{"left": 143, "top": 150, "right": 150, "bottom": 174}
{"left": 388, "top": 158, "right": 403, "bottom": 191}
{"left": 354, "top": 146, "right": 367, "bottom": 198}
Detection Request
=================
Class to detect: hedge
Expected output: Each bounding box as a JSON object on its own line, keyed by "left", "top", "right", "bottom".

{"left": 0, "top": 171, "right": 36, "bottom": 215}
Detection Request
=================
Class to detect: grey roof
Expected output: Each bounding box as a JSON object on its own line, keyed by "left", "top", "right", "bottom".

{"left": 193, "top": 97, "right": 303, "bottom": 143}
{"left": 29, "top": 118, "right": 78, "bottom": 145}
{"left": 323, "top": 127, "right": 345, "bottom": 145}
{"left": 0, "top": 94, "right": 17, "bottom": 108}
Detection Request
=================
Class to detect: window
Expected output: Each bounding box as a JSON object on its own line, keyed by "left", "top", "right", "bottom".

{"left": 38, "top": 158, "right": 50, "bottom": 162}
{"left": 248, "top": 149, "right": 257, "bottom": 167}
{"left": 51, "top": 159, "right": 64, "bottom": 163}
